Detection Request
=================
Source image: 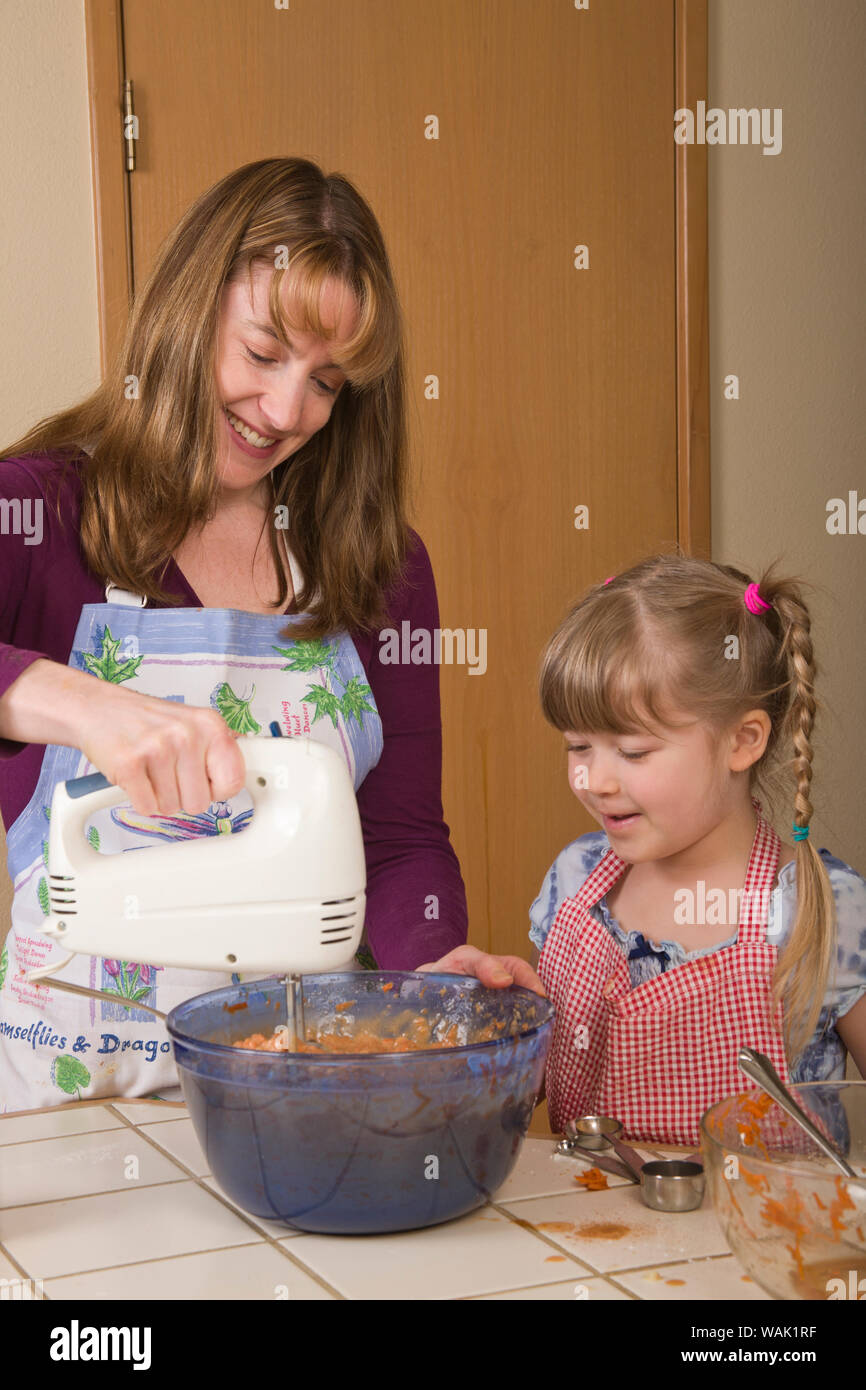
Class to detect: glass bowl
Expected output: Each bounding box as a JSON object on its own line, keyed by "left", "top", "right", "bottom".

{"left": 701, "top": 1082, "right": 866, "bottom": 1300}
{"left": 166, "top": 970, "right": 554, "bottom": 1234}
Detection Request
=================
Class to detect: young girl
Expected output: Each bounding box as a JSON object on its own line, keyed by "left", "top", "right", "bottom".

{"left": 419, "top": 553, "right": 866, "bottom": 1146}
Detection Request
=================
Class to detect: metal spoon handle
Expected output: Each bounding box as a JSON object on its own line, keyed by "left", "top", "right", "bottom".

{"left": 39, "top": 974, "right": 168, "bottom": 1023}
{"left": 738, "top": 1045, "right": 856, "bottom": 1178}
{"left": 605, "top": 1133, "right": 646, "bottom": 1183}
{"left": 556, "top": 1141, "right": 639, "bottom": 1184}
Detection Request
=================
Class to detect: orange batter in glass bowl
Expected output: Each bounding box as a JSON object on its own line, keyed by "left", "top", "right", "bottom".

{"left": 701, "top": 1083, "right": 866, "bottom": 1300}
{"left": 234, "top": 1010, "right": 502, "bottom": 1053}
{"left": 166, "top": 970, "right": 555, "bottom": 1234}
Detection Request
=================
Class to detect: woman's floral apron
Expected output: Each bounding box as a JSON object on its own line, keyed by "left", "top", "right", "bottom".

{"left": 0, "top": 582, "right": 382, "bottom": 1112}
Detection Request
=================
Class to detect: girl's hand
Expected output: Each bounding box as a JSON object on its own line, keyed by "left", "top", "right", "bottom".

{"left": 414, "top": 945, "right": 546, "bottom": 997}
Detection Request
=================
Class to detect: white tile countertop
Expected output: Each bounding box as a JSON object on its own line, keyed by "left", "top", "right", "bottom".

{"left": 0, "top": 1098, "right": 769, "bottom": 1301}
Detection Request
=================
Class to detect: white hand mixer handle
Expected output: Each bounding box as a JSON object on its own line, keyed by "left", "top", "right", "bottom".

{"left": 41, "top": 736, "right": 367, "bottom": 974}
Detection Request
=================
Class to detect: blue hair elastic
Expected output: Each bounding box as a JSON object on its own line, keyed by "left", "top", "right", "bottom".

{"left": 792, "top": 823, "right": 810, "bottom": 842}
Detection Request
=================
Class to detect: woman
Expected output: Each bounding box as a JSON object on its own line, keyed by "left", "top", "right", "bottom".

{"left": 0, "top": 157, "right": 470, "bottom": 1110}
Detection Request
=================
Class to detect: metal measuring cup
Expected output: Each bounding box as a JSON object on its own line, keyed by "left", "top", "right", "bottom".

{"left": 559, "top": 1114, "right": 705, "bottom": 1211}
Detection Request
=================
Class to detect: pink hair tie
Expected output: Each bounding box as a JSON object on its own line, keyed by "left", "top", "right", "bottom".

{"left": 603, "top": 575, "right": 616, "bottom": 585}
{"left": 744, "top": 582, "right": 771, "bottom": 614}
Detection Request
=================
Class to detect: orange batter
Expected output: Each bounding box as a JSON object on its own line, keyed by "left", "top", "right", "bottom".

{"left": 235, "top": 1016, "right": 471, "bottom": 1054}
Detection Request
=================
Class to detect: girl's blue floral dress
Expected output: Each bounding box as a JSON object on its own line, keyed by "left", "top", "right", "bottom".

{"left": 530, "top": 833, "right": 866, "bottom": 1083}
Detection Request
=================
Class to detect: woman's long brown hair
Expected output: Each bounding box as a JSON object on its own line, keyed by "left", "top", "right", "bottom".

{"left": 1, "top": 157, "right": 412, "bottom": 640}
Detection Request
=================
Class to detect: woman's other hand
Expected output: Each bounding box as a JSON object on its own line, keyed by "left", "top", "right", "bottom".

{"left": 414, "top": 945, "right": 546, "bottom": 997}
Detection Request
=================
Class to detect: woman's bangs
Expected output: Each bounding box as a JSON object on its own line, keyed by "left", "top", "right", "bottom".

{"left": 268, "top": 255, "right": 396, "bottom": 388}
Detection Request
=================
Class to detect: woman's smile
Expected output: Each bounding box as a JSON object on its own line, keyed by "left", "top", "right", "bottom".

{"left": 222, "top": 406, "right": 282, "bottom": 458}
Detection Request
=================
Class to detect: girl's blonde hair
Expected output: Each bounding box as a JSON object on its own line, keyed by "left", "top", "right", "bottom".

{"left": 1, "top": 157, "right": 411, "bottom": 640}
{"left": 538, "top": 548, "right": 836, "bottom": 1064}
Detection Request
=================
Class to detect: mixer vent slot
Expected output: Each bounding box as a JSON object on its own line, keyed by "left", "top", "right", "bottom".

{"left": 319, "top": 897, "right": 360, "bottom": 925}
{"left": 49, "top": 875, "right": 77, "bottom": 914}
{"left": 318, "top": 897, "right": 359, "bottom": 946}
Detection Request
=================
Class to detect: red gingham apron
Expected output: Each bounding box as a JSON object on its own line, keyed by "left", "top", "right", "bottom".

{"left": 538, "top": 801, "right": 791, "bottom": 1146}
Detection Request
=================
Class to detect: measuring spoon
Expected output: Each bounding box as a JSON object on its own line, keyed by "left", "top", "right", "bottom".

{"left": 557, "top": 1131, "right": 637, "bottom": 1184}
{"left": 564, "top": 1114, "right": 705, "bottom": 1211}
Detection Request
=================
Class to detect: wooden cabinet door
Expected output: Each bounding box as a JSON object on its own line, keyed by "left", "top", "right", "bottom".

{"left": 87, "top": 0, "right": 708, "bottom": 970}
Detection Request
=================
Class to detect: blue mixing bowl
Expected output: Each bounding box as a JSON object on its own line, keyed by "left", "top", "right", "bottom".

{"left": 166, "top": 971, "right": 554, "bottom": 1234}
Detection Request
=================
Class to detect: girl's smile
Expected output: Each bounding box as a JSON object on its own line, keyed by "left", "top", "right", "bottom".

{"left": 563, "top": 709, "right": 771, "bottom": 874}
{"left": 601, "top": 811, "right": 642, "bottom": 833}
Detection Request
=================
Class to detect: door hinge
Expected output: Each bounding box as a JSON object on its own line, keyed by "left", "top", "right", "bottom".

{"left": 123, "top": 79, "right": 137, "bottom": 173}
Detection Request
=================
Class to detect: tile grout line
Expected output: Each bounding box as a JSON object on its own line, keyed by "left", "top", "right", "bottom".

{"left": 103, "top": 1104, "right": 346, "bottom": 1299}
{"left": 2, "top": 1176, "right": 192, "bottom": 1211}
{"left": 0, "top": 1121, "right": 127, "bottom": 1150}
{"left": 39, "top": 1239, "right": 331, "bottom": 1288}
{"left": 604, "top": 1249, "right": 754, "bottom": 1277}
{"left": 598, "top": 1250, "right": 759, "bottom": 1297}
{"left": 0, "top": 1236, "right": 43, "bottom": 1290}
{"left": 35, "top": 1243, "right": 750, "bottom": 1303}
{"left": 4, "top": 1108, "right": 729, "bottom": 1303}
{"left": 459, "top": 1275, "right": 639, "bottom": 1301}
{"left": 485, "top": 1197, "right": 603, "bottom": 1274}
{"left": 0, "top": 1097, "right": 186, "bottom": 1119}
{"left": 113, "top": 1116, "right": 622, "bottom": 1302}
{"left": 0, "top": 1106, "right": 177, "bottom": 1150}
{"left": 587, "top": 1275, "right": 640, "bottom": 1300}
{"left": 2, "top": 1107, "right": 341, "bottom": 1298}
{"left": 487, "top": 1196, "right": 738, "bottom": 1283}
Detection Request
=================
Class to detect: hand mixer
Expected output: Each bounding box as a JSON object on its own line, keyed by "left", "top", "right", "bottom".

{"left": 25, "top": 736, "right": 367, "bottom": 1047}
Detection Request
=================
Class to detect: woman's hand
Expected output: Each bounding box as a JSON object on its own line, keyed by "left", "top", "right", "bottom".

{"left": 414, "top": 945, "right": 546, "bottom": 997}
{"left": 0, "top": 658, "right": 245, "bottom": 815}
{"left": 80, "top": 682, "right": 245, "bottom": 816}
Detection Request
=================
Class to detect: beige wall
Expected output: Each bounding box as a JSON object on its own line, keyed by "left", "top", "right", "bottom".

{"left": 0, "top": 0, "right": 101, "bottom": 938}
{"left": 709, "top": 0, "right": 866, "bottom": 874}
{"left": 1, "top": 4, "right": 863, "bottom": 1071}
{"left": 707, "top": 0, "right": 866, "bottom": 1077}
